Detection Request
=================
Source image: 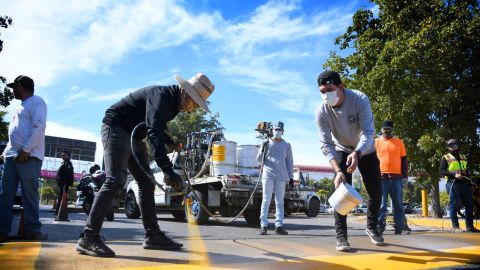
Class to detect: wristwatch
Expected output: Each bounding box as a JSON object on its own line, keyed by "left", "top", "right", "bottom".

{"left": 355, "top": 150, "right": 362, "bottom": 159}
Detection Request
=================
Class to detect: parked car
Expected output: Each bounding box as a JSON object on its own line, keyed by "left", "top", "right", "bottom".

{"left": 319, "top": 204, "right": 327, "bottom": 213}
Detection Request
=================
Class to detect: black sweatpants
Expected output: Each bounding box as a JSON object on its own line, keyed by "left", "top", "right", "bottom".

{"left": 55, "top": 183, "right": 70, "bottom": 215}
{"left": 334, "top": 151, "right": 382, "bottom": 239}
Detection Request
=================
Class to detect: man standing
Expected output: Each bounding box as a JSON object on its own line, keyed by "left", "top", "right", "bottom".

{"left": 315, "top": 70, "right": 383, "bottom": 251}
{"left": 375, "top": 120, "right": 409, "bottom": 235}
{"left": 55, "top": 151, "right": 74, "bottom": 216}
{"left": 257, "top": 121, "right": 294, "bottom": 235}
{"left": 76, "top": 73, "right": 215, "bottom": 257}
{"left": 439, "top": 139, "right": 479, "bottom": 233}
{"left": 0, "top": 75, "right": 48, "bottom": 242}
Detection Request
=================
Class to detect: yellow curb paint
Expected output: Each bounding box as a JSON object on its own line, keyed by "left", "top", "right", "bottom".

{"left": 0, "top": 242, "right": 41, "bottom": 270}
{"left": 407, "top": 218, "right": 480, "bottom": 230}
{"left": 186, "top": 202, "right": 210, "bottom": 267}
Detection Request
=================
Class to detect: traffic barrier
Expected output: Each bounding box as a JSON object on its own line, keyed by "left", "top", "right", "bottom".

{"left": 54, "top": 190, "right": 70, "bottom": 221}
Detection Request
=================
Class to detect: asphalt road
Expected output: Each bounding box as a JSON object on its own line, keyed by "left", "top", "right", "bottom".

{"left": 1, "top": 205, "right": 479, "bottom": 270}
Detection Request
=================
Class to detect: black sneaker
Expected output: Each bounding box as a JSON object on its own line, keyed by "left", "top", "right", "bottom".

{"left": 366, "top": 228, "right": 384, "bottom": 246}
{"left": 336, "top": 237, "right": 350, "bottom": 251}
{"left": 467, "top": 228, "right": 480, "bottom": 233}
{"left": 259, "top": 227, "right": 267, "bottom": 235}
{"left": 394, "top": 230, "right": 410, "bottom": 235}
{"left": 275, "top": 226, "right": 288, "bottom": 235}
{"left": 0, "top": 233, "right": 9, "bottom": 243}
{"left": 377, "top": 225, "right": 385, "bottom": 235}
{"left": 143, "top": 231, "right": 183, "bottom": 250}
{"left": 76, "top": 233, "right": 115, "bottom": 257}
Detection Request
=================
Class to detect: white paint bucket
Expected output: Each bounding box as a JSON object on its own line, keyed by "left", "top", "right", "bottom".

{"left": 212, "top": 164, "right": 236, "bottom": 176}
{"left": 212, "top": 141, "right": 237, "bottom": 165}
{"left": 328, "top": 183, "right": 362, "bottom": 215}
{"left": 237, "top": 145, "right": 260, "bottom": 176}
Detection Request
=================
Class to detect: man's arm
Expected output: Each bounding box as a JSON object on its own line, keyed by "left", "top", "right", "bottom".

{"left": 146, "top": 91, "right": 173, "bottom": 169}
{"left": 315, "top": 107, "right": 336, "bottom": 162}
{"left": 439, "top": 157, "right": 455, "bottom": 178}
{"left": 286, "top": 143, "right": 294, "bottom": 180}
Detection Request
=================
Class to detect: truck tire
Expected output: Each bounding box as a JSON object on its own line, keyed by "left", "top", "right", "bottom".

{"left": 186, "top": 190, "right": 209, "bottom": 225}
{"left": 243, "top": 209, "right": 261, "bottom": 226}
{"left": 305, "top": 198, "right": 320, "bottom": 217}
{"left": 172, "top": 211, "right": 186, "bottom": 221}
{"left": 124, "top": 192, "right": 141, "bottom": 219}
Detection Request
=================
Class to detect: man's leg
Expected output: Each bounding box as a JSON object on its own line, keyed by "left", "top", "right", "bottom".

{"left": 447, "top": 182, "right": 460, "bottom": 228}
{"left": 17, "top": 158, "right": 43, "bottom": 235}
{"left": 390, "top": 178, "right": 405, "bottom": 233}
{"left": 377, "top": 178, "right": 390, "bottom": 233}
{"left": 0, "top": 157, "right": 19, "bottom": 238}
{"left": 127, "top": 140, "right": 160, "bottom": 234}
{"left": 334, "top": 152, "right": 351, "bottom": 240}
{"left": 358, "top": 152, "right": 384, "bottom": 245}
{"left": 260, "top": 178, "right": 274, "bottom": 229}
{"left": 273, "top": 180, "right": 286, "bottom": 229}
{"left": 55, "top": 183, "right": 63, "bottom": 215}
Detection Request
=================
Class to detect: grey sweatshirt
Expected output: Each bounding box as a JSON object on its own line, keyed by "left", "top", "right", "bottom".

{"left": 315, "top": 89, "right": 376, "bottom": 162}
{"left": 256, "top": 139, "right": 294, "bottom": 181}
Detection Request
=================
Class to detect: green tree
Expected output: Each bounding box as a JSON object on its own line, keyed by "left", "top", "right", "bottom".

{"left": 167, "top": 108, "right": 223, "bottom": 147}
{"left": 324, "top": 0, "right": 480, "bottom": 217}
{"left": 0, "top": 15, "right": 15, "bottom": 140}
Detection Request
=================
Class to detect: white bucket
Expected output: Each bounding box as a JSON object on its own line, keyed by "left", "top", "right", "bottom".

{"left": 327, "top": 183, "right": 362, "bottom": 215}
{"left": 212, "top": 164, "right": 236, "bottom": 176}
{"left": 212, "top": 141, "right": 237, "bottom": 166}
{"left": 237, "top": 145, "right": 260, "bottom": 176}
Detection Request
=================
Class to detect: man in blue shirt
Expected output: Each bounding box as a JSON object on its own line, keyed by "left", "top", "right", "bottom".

{"left": 0, "top": 75, "right": 48, "bottom": 242}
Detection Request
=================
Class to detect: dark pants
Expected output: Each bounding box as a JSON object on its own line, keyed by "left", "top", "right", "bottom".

{"left": 446, "top": 181, "right": 474, "bottom": 229}
{"left": 334, "top": 151, "right": 382, "bottom": 239}
{"left": 83, "top": 123, "right": 159, "bottom": 236}
{"left": 55, "top": 183, "right": 70, "bottom": 215}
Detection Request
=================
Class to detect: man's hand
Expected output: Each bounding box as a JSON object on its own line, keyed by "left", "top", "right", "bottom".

{"left": 334, "top": 171, "right": 346, "bottom": 189}
{"left": 163, "top": 167, "right": 185, "bottom": 192}
{"left": 15, "top": 150, "right": 30, "bottom": 162}
{"left": 402, "top": 178, "right": 408, "bottom": 186}
{"left": 346, "top": 151, "right": 359, "bottom": 173}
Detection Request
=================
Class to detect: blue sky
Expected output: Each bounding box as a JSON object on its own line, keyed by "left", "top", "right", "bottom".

{"left": 0, "top": 0, "right": 374, "bottom": 166}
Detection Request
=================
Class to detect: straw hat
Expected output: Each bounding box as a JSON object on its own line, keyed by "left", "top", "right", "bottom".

{"left": 175, "top": 73, "right": 214, "bottom": 112}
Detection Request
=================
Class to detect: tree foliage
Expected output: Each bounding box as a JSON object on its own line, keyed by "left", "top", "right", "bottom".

{"left": 324, "top": 0, "right": 480, "bottom": 217}
{"left": 0, "top": 15, "right": 15, "bottom": 141}
{"left": 167, "top": 107, "right": 223, "bottom": 148}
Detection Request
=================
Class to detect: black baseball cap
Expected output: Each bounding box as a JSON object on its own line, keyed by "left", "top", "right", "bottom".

{"left": 7, "top": 75, "right": 35, "bottom": 91}
{"left": 317, "top": 70, "right": 342, "bottom": 86}
{"left": 382, "top": 120, "right": 394, "bottom": 129}
{"left": 446, "top": 139, "right": 457, "bottom": 146}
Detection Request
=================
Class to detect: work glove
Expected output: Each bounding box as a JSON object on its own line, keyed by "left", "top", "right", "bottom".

{"left": 162, "top": 166, "right": 185, "bottom": 192}
{"left": 289, "top": 179, "right": 294, "bottom": 189}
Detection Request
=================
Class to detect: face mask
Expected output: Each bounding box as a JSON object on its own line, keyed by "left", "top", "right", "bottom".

{"left": 448, "top": 144, "right": 459, "bottom": 153}
{"left": 321, "top": 89, "right": 340, "bottom": 107}
{"left": 382, "top": 128, "right": 393, "bottom": 138}
{"left": 273, "top": 130, "right": 283, "bottom": 139}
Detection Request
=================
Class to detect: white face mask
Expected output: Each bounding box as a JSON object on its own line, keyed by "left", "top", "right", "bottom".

{"left": 321, "top": 90, "right": 340, "bottom": 107}
{"left": 273, "top": 130, "right": 283, "bottom": 139}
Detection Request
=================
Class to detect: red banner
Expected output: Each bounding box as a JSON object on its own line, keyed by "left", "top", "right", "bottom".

{"left": 41, "top": 170, "right": 83, "bottom": 180}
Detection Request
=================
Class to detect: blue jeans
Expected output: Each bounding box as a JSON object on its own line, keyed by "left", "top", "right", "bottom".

{"left": 446, "top": 181, "right": 474, "bottom": 229}
{"left": 260, "top": 178, "right": 286, "bottom": 228}
{"left": 377, "top": 177, "right": 404, "bottom": 232}
{"left": 0, "top": 157, "right": 43, "bottom": 236}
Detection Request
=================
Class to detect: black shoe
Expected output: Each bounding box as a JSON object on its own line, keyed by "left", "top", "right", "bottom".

{"left": 336, "top": 237, "right": 350, "bottom": 251}
{"left": 366, "top": 229, "right": 384, "bottom": 246}
{"left": 394, "top": 229, "right": 410, "bottom": 235}
{"left": 403, "top": 224, "right": 412, "bottom": 232}
{"left": 377, "top": 225, "right": 385, "bottom": 235}
{"left": 467, "top": 228, "right": 480, "bottom": 233}
{"left": 76, "top": 233, "right": 115, "bottom": 257}
{"left": 0, "top": 233, "right": 9, "bottom": 243}
{"left": 259, "top": 227, "right": 267, "bottom": 235}
{"left": 24, "top": 232, "right": 48, "bottom": 241}
{"left": 275, "top": 226, "right": 288, "bottom": 235}
{"left": 143, "top": 231, "right": 183, "bottom": 250}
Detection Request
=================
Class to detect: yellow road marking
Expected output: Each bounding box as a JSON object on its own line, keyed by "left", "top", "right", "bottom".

{"left": 0, "top": 242, "right": 41, "bottom": 270}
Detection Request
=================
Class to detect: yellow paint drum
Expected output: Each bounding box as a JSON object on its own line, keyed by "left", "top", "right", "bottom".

{"left": 211, "top": 141, "right": 237, "bottom": 176}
